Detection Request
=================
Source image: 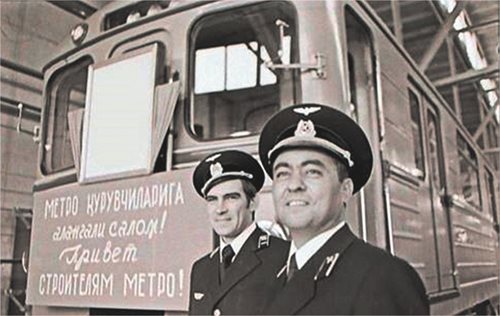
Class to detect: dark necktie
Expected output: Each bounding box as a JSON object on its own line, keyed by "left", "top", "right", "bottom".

{"left": 220, "top": 245, "right": 235, "bottom": 283}
{"left": 287, "top": 253, "right": 298, "bottom": 283}
{"left": 222, "top": 245, "right": 235, "bottom": 269}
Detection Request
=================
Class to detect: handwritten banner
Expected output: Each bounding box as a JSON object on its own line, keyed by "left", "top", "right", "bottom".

{"left": 27, "top": 169, "right": 212, "bottom": 310}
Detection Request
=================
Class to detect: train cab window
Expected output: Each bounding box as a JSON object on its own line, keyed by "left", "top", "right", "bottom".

{"left": 189, "top": 2, "right": 298, "bottom": 140}
{"left": 456, "top": 132, "right": 482, "bottom": 209}
{"left": 409, "top": 90, "right": 425, "bottom": 177}
{"left": 43, "top": 57, "right": 92, "bottom": 174}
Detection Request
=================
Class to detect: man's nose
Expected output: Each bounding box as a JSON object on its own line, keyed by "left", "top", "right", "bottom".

{"left": 287, "top": 171, "right": 305, "bottom": 192}
{"left": 215, "top": 200, "right": 228, "bottom": 214}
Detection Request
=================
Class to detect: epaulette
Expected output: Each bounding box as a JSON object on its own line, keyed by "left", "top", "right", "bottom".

{"left": 257, "top": 234, "right": 270, "bottom": 249}
{"left": 209, "top": 246, "right": 220, "bottom": 259}
{"left": 314, "top": 253, "right": 340, "bottom": 281}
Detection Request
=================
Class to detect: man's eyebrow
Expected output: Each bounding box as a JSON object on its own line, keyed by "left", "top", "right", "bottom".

{"left": 205, "top": 194, "right": 217, "bottom": 201}
{"left": 273, "top": 162, "right": 290, "bottom": 171}
{"left": 302, "top": 159, "right": 327, "bottom": 168}
{"left": 223, "top": 192, "right": 241, "bottom": 198}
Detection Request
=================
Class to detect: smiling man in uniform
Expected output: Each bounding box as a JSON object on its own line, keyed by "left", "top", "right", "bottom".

{"left": 259, "top": 104, "right": 429, "bottom": 315}
{"left": 188, "top": 150, "right": 289, "bottom": 315}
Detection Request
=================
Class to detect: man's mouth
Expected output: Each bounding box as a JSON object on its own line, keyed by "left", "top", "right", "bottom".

{"left": 286, "top": 200, "right": 309, "bottom": 206}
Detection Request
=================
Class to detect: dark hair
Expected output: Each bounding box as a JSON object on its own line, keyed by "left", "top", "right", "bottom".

{"left": 240, "top": 179, "right": 257, "bottom": 208}
{"left": 308, "top": 147, "right": 350, "bottom": 182}
{"left": 332, "top": 158, "right": 349, "bottom": 182}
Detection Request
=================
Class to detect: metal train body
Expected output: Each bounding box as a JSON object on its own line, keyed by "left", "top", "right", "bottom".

{"left": 29, "top": 1, "right": 499, "bottom": 314}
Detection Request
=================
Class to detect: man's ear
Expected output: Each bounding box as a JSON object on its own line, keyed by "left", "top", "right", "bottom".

{"left": 250, "top": 195, "right": 260, "bottom": 211}
{"left": 341, "top": 178, "right": 354, "bottom": 201}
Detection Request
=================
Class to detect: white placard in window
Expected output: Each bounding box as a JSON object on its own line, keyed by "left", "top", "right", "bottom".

{"left": 80, "top": 46, "right": 157, "bottom": 183}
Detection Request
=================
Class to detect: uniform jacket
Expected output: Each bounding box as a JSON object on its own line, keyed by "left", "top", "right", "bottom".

{"left": 264, "top": 225, "right": 430, "bottom": 315}
{"left": 188, "top": 226, "right": 289, "bottom": 315}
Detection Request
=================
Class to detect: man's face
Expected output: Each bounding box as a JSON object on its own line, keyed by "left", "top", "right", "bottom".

{"left": 272, "top": 149, "right": 353, "bottom": 243}
{"left": 206, "top": 179, "right": 253, "bottom": 242}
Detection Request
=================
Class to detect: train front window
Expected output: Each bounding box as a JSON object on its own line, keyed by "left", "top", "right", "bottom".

{"left": 43, "top": 57, "right": 92, "bottom": 174}
{"left": 190, "top": 2, "right": 297, "bottom": 140}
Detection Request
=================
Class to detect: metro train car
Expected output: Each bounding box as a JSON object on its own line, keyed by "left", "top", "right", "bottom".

{"left": 27, "top": 0, "right": 499, "bottom": 315}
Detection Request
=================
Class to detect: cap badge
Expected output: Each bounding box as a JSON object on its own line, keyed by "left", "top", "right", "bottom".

{"left": 293, "top": 106, "right": 321, "bottom": 116}
{"left": 210, "top": 162, "right": 223, "bottom": 178}
{"left": 294, "top": 120, "right": 316, "bottom": 137}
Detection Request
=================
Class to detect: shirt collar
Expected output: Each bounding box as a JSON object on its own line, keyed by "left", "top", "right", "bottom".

{"left": 287, "top": 221, "right": 345, "bottom": 271}
{"left": 219, "top": 222, "right": 256, "bottom": 263}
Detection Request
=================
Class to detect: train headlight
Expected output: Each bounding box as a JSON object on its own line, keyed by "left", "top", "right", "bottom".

{"left": 71, "top": 23, "right": 88, "bottom": 45}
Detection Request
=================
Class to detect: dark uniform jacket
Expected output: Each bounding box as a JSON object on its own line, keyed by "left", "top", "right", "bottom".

{"left": 264, "top": 225, "right": 430, "bottom": 315}
{"left": 188, "top": 226, "right": 289, "bottom": 315}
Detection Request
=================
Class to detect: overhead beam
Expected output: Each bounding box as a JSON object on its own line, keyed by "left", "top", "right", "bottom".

{"left": 433, "top": 64, "right": 499, "bottom": 88}
{"left": 419, "top": 0, "right": 467, "bottom": 71}
{"left": 454, "top": 19, "right": 499, "bottom": 33}
{"left": 483, "top": 147, "right": 500, "bottom": 154}
{"left": 446, "top": 37, "right": 462, "bottom": 116}
{"left": 46, "top": 1, "right": 97, "bottom": 19}
{"left": 473, "top": 101, "right": 499, "bottom": 142}
{"left": 390, "top": 0, "right": 403, "bottom": 44}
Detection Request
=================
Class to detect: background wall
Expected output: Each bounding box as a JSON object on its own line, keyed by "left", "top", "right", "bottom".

{"left": 1, "top": 2, "right": 81, "bottom": 314}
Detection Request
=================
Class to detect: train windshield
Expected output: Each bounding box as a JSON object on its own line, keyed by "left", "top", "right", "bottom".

{"left": 189, "top": 2, "right": 298, "bottom": 140}
{"left": 43, "top": 57, "right": 92, "bottom": 174}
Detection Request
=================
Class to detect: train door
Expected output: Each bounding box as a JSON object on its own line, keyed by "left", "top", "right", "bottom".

{"left": 423, "top": 99, "right": 458, "bottom": 297}
{"left": 344, "top": 7, "right": 383, "bottom": 243}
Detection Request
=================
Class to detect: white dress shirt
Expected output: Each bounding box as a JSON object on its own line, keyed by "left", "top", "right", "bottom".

{"left": 219, "top": 222, "right": 256, "bottom": 263}
{"left": 287, "top": 221, "right": 346, "bottom": 273}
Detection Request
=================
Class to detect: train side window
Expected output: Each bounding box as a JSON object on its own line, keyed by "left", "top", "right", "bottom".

{"left": 42, "top": 57, "right": 93, "bottom": 174}
{"left": 485, "top": 170, "right": 498, "bottom": 221}
{"left": 456, "top": 132, "right": 482, "bottom": 209}
{"left": 409, "top": 90, "right": 425, "bottom": 178}
{"left": 189, "top": 2, "right": 298, "bottom": 140}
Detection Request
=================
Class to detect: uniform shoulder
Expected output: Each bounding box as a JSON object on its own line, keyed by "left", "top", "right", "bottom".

{"left": 351, "top": 239, "right": 421, "bottom": 279}
{"left": 191, "top": 248, "right": 218, "bottom": 269}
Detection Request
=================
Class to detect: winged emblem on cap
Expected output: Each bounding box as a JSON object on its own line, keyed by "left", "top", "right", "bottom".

{"left": 210, "top": 162, "right": 223, "bottom": 177}
{"left": 293, "top": 106, "right": 321, "bottom": 116}
{"left": 206, "top": 153, "right": 221, "bottom": 162}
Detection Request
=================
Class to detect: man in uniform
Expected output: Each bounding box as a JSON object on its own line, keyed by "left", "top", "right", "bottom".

{"left": 259, "top": 104, "right": 430, "bottom": 315}
{"left": 189, "top": 150, "right": 289, "bottom": 315}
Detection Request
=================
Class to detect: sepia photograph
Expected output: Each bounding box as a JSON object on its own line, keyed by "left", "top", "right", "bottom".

{"left": 1, "top": 0, "right": 499, "bottom": 315}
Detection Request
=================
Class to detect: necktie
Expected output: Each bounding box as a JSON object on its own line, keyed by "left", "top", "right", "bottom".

{"left": 220, "top": 245, "right": 235, "bottom": 283}
{"left": 287, "top": 253, "right": 298, "bottom": 283}
{"left": 222, "top": 245, "right": 235, "bottom": 269}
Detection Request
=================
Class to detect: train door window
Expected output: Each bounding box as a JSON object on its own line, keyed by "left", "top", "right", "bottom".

{"left": 426, "top": 104, "right": 456, "bottom": 292}
{"left": 345, "top": 8, "right": 374, "bottom": 121}
{"left": 485, "top": 169, "right": 498, "bottom": 223}
{"left": 409, "top": 90, "right": 425, "bottom": 178}
{"left": 456, "top": 132, "right": 482, "bottom": 209}
{"left": 189, "top": 2, "right": 298, "bottom": 140}
{"left": 42, "top": 57, "right": 92, "bottom": 174}
{"left": 345, "top": 8, "right": 376, "bottom": 239}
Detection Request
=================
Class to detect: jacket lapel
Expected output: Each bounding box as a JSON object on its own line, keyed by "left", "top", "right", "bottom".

{"left": 212, "top": 227, "right": 263, "bottom": 303}
{"left": 265, "top": 225, "right": 357, "bottom": 315}
{"left": 205, "top": 247, "right": 222, "bottom": 291}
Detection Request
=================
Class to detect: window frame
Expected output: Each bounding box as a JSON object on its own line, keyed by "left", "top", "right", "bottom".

{"left": 186, "top": 1, "right": 299, "bottom": 142}
{"left": 456, "top": 131, "right": 483, "bottom": 210}
{"left": 408, "top": 87, "right": 426, "bottom": 179}
{"left": 42, "top": 56, "right": 94, "bottom": 175}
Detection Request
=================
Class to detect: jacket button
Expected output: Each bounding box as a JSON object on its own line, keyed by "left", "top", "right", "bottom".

{"left": 213, "top": 308, "right": 221, "bottom": 316}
